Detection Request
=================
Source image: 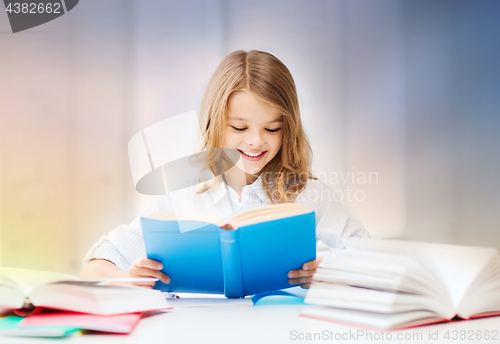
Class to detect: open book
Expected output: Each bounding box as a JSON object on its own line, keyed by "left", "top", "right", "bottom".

{"left": 0, "top": 268, "right": 169, "bottom": 315}
{"left": 142, "top": 203, "right": 316, "bottom": 297}
{"left": 302, "top": 239, "right": 500, "bottom": 329}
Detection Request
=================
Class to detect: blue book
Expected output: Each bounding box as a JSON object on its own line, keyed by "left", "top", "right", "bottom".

{"left": 141, "top": 203, "right": 316, "bottom": 298}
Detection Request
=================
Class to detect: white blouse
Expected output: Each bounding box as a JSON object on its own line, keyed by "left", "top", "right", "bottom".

{"left": 83, "top": 176, "right": 370, "bottom": 271}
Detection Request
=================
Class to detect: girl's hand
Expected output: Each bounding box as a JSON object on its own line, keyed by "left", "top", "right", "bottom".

{"left": 287, "top": 257, "right": 322, "bottom": 289}
{"left": 129, "top": 257, "right": 170, "bottom": 288}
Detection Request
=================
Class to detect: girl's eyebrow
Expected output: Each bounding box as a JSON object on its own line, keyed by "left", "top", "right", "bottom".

{"left": 227, "top": 117, "right": 283, "bottom": 123}
{"left": 227, "top": 117, "right": 247, "bottom": 121}
{"left": 267, "top": 118, "right": 283, "bottom": 124}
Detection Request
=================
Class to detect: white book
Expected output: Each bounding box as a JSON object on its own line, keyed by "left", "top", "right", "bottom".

{"left": 302, "top": 239, "right": 500, "bottom": 329}
{"left": 0, "top": 268, "right": 169, "bottom": 315}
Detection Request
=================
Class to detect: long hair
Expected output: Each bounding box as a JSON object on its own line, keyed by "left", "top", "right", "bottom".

{"left": 198, "top": 50, "right": 315, "bottom": 203}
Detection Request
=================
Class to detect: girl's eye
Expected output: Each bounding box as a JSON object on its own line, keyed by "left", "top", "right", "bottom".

{"left": 231, "top": 126, "right": 246, "bottom": 132}
{"left": 265, "top": 128, "right": 281, "bottom": 133}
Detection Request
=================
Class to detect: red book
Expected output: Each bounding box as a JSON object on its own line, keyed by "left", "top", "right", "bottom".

{"left": 19, "top": 309, "right": 143, "bottom": 334}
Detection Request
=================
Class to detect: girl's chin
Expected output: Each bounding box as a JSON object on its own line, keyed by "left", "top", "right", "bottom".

{"left": 244, "top": 170, "right": 261, "bottom": 176}
{"left": 242, "top": 164, "right": 265, "bottom": 175}
{"left": 232, "top": 164, "right": 263, "bottom": 176}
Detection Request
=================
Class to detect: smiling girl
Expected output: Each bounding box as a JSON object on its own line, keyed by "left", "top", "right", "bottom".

{"left": 81, "top": 50, "right": 370, "bottom": 289}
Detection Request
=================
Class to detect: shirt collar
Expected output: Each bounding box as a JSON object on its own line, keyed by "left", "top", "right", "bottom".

{"left": 210, "top": 179, "right": 227, "bottom": 204}
{"left": 209, "top": 174, "right": 268, "bottom": 204}
{"left": 247, "top": 174, "right": 268, "bottom": 202}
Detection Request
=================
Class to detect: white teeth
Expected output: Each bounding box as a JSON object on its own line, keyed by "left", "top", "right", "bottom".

{"left": 242, "top": 151, "right": 264, "bottom": 157}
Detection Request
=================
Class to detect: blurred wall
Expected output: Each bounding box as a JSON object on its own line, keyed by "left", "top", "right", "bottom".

{"left": 0, "top": 0, "right": 499, "bottom": 274}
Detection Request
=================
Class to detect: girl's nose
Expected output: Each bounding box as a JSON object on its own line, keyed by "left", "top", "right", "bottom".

{"left": 247, "top": 130, "right": 264, "bottom": 147}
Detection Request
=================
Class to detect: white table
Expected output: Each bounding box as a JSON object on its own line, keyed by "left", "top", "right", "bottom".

{"left": 4, "top": 303, "right": 500, "bottom": 344}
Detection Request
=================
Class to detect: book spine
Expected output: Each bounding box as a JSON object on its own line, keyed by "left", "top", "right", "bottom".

{"left": 219, "top": 228, "right": 245, "bottom": 298}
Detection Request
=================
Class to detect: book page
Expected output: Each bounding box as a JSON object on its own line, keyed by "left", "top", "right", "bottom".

{"left": 30, "top": 283, "right": 169, "bottom": 315}
{"left": 0, "top": 268, "right": 79, "bottom": 296}
{"left": 423, "top": 243, "right": 498, "bottom": 310}
{"left": 343, "top": 239, "right": 498, "bottom": 310}
{"left": 146, "top": 203, "right": 313, "bottom": 229}
{"left": 302, "top": 306, "right": 443, "bottom": 330}
{"left": 0, "top": 284, "right": 26, "bottom": 309}
{"left": 229, "top": 203, "right": 312, "bottom": 228}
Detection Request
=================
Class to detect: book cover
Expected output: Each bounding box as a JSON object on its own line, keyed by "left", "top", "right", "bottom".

{"left": 141, "top": 208, "right": 316, "bottom": 297}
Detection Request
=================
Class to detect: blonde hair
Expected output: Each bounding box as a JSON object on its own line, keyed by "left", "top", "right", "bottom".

{"left": 198, "top": 50, "right": 315, "bottom": 203}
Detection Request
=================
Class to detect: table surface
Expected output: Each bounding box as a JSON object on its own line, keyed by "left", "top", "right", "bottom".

{"left": 4, "top": 302, "right": 500, "bottom": 344}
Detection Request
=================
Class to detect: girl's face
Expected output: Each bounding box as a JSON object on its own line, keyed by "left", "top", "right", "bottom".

{"left": 223, "top": 91, "right": 283, "bottom": 176}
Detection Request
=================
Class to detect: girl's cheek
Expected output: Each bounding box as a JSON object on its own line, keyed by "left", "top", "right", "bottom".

{"left": 276, "top": 135, "right": 284, "bottom": 148}
{"left": 223, "top": 130, "right": 236, "bottom": 147}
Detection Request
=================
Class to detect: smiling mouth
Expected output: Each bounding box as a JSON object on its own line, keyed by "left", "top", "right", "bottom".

{"left": 238, "top": 149, "right": 267, "bottom": 157}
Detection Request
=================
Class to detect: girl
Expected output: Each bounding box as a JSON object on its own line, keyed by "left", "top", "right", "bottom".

{"left": 81, "top": 50, "right": 369, "bottom": 289}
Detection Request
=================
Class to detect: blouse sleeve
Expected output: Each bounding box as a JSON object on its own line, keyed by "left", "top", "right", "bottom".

{"left": 82, "top": 195, "right": 174, "bottom": 271}
{"left": 294, "top": 179, "right": 370, "bottom": 248}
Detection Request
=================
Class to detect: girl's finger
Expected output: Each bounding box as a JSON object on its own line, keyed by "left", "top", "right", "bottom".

{"left": 130, "top": 283, "right": 154, "bottom": 289}
{"left": 302, "top": 257, "right": 323, "bottom": 271}
{"left": 138, "top": 268, "right": 170, "bottom": 284}
{"left": 129, "top": 278, "right": 156, "bottom": 287}
{"left": 288, "top": 276, "right": 313, "bottom": 285}
{"left": 288, "top": 269, "right": 316, "bottom": 278}
{"left": 134, "top": 257, "right": 163, "bottom": 270}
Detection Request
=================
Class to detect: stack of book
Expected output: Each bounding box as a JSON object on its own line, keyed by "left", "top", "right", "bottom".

{"left": 0, "top": 268, "right": 170, "bottom": 338}
{"left": 302, "top": 239, "right": 500, "bottom": 330}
